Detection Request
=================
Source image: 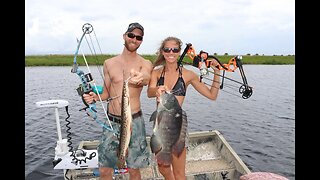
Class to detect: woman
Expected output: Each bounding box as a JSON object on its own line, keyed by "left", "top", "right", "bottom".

{"left": 147, "top": 36, "right": 221, "bottom": 180}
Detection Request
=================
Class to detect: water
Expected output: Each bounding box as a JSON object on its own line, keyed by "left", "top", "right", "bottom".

{"left": 25, "top": 65, "right": 295, "bottom": 179}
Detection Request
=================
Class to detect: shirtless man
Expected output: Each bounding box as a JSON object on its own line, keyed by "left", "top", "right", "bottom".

{"left": 83, "top": 22, "right": 153, "bottom": 180}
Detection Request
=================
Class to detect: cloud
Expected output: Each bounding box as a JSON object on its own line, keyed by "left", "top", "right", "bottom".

{"left": 25, "top": 0, "right": 295, "bottom": 55}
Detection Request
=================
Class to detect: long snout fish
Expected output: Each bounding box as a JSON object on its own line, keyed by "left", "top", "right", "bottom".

{"left": 117, "top": 77, "right": 132, "bottom": 169}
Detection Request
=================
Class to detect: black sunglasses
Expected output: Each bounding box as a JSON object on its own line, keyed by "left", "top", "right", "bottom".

{"left": 162, "top": 47, "right": 180, "bottom": 53}
{"left": 127, "top": 32, "right": 143, "bottom": 41}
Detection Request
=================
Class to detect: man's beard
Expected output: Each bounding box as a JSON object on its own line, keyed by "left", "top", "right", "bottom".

{"left": 124, "top": 41, "right": 140, "bottom": 52}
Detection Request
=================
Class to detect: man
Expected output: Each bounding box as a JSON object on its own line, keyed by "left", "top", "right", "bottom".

{"left": 83, "top": 22, "right": 153, "bottom": 180}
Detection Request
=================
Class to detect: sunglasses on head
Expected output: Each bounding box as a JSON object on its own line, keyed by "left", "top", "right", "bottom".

{"left": 127, "top": 32, "right": 143, "bottom": 41}
{"left": 162, "top": 47, "right": 180, "bottom": 53}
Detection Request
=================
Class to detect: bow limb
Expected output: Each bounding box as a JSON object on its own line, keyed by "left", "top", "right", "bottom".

{"left": 178, "top": 43, "right": 193, "bottom": 67}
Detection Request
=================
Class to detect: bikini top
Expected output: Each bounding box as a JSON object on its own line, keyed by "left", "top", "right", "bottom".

{"left": 157, "top": 66, "right": 186, "bottom": 96}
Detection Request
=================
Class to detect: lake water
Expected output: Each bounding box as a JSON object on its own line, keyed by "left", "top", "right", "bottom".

{"left": 25, "top": 65, "right": 295, "bottom": 180}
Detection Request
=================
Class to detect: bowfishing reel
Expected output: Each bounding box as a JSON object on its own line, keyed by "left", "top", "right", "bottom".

{"left": 234, "top": 56, "right": 253, "bottom": 99}
{"left": 239, "top": 85, "right": 253, "bottom": 99}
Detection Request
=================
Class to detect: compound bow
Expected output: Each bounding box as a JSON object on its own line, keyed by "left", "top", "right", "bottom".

{"left": 71, "top": 23, "right": 116, "bottom": 133}
{"left": 184, "top": 43, "right": 253, "bottom": 99}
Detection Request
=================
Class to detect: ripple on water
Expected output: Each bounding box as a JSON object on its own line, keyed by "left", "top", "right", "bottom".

{"left": 25, "top": 66, "right": 295, "bottom": 179}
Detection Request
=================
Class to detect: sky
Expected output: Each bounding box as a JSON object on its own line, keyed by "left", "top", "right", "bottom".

{"left": 25, "top": 0, "right": 295, "bottom": 56}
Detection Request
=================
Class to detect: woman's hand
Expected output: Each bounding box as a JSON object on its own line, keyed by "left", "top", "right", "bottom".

{"left": 156, "top": 85, "right": 167, "bottom": 102}
{"left": 210, "top": 59, "right": 221, "bottom": 75}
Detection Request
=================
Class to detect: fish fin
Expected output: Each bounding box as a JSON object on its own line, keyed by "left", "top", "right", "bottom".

{"left": 156, "top": 151, "right": 172, "bottom": 166}
{"left": 116, "top": 148, "right": 120, "bottom": 158}
{"left": 149, "top": 110, "right": 157, "bottom": 122}
{"left": 117, "top": 156, "right": 126, "bottom": 169}
{"left": 172, "top": 110, "right": 188, "bottom": 157}
{"left": 125, "top": 149, "right": 129, "bottom": 160}
{"left": 172, "top": 139, "right": 185, "bottom": 157}
{"left": 181, "top": 110, "right": 188, "bottom": 131}
{"left": 157, "top": 111, "right": 166, "bottom": 123}
{"left": 150, "top": 134, "right": 162, "bottom": 154}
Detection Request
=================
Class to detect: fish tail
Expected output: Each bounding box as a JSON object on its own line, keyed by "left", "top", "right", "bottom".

{"left": 117, "top": 156, "right": 126, "bottom": 169}
{"left": 156, "top": 151, "right": 172, "bottom": 166}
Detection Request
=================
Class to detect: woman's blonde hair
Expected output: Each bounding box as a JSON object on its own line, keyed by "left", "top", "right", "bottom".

{"left": 153, "top": 37, "right": 182, "bottom": 67}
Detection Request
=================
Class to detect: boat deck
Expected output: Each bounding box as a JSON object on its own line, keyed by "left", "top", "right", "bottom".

{"left": 65, "top": 130, "right": 250, "bottom": 180}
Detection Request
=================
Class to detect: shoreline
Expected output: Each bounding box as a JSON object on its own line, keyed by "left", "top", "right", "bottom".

{"left": 25, "top": 54, "right": 295, "bottom": 66}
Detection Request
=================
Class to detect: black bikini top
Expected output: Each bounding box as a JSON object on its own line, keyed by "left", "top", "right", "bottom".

{"left": 157, "top": 66, "right": 186, "bottom": 96}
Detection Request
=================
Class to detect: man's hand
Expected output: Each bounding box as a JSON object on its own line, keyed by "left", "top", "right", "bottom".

{"left": 129, "top": 69, "right": 144, "bottom": 86}
{"left": 83, "top": 92, "right": 97, "bottom": 104}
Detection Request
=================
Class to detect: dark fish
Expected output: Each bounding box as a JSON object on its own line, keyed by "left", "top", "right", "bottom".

{"left": 150, "top": 92, "right": 188, "bottom": 166}
{"left": 117, "top": 77, "right": 132, "bottom": 169}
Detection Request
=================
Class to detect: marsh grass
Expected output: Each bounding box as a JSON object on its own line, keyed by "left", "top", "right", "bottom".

{"left": 25, "top": 54, "right": 294, "bottom": 66}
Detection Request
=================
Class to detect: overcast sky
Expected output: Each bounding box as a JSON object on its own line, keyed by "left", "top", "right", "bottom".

{"left": 25, "top": 0, "right": 295, "bottom": 56}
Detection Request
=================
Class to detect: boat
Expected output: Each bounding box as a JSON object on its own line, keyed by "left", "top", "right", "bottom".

{"left": 64, "top": 130, "right": 251, "bottom": 180}
{"left": 36, "top": 99, "right": 251, "bottom": 180}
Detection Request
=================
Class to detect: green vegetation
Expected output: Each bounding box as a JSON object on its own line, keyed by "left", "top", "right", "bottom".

{"left": 25, "top": 54, "right": 295, "bottom": 66}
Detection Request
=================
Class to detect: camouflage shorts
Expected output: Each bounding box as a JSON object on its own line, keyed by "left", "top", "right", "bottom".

{"left": 97, "top": 114, "right": 151, "bottom": 169}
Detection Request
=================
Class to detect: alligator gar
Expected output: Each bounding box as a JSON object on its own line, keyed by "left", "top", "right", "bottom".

{"left": 117, "top": 77, "right": 132, "bottom": 169}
